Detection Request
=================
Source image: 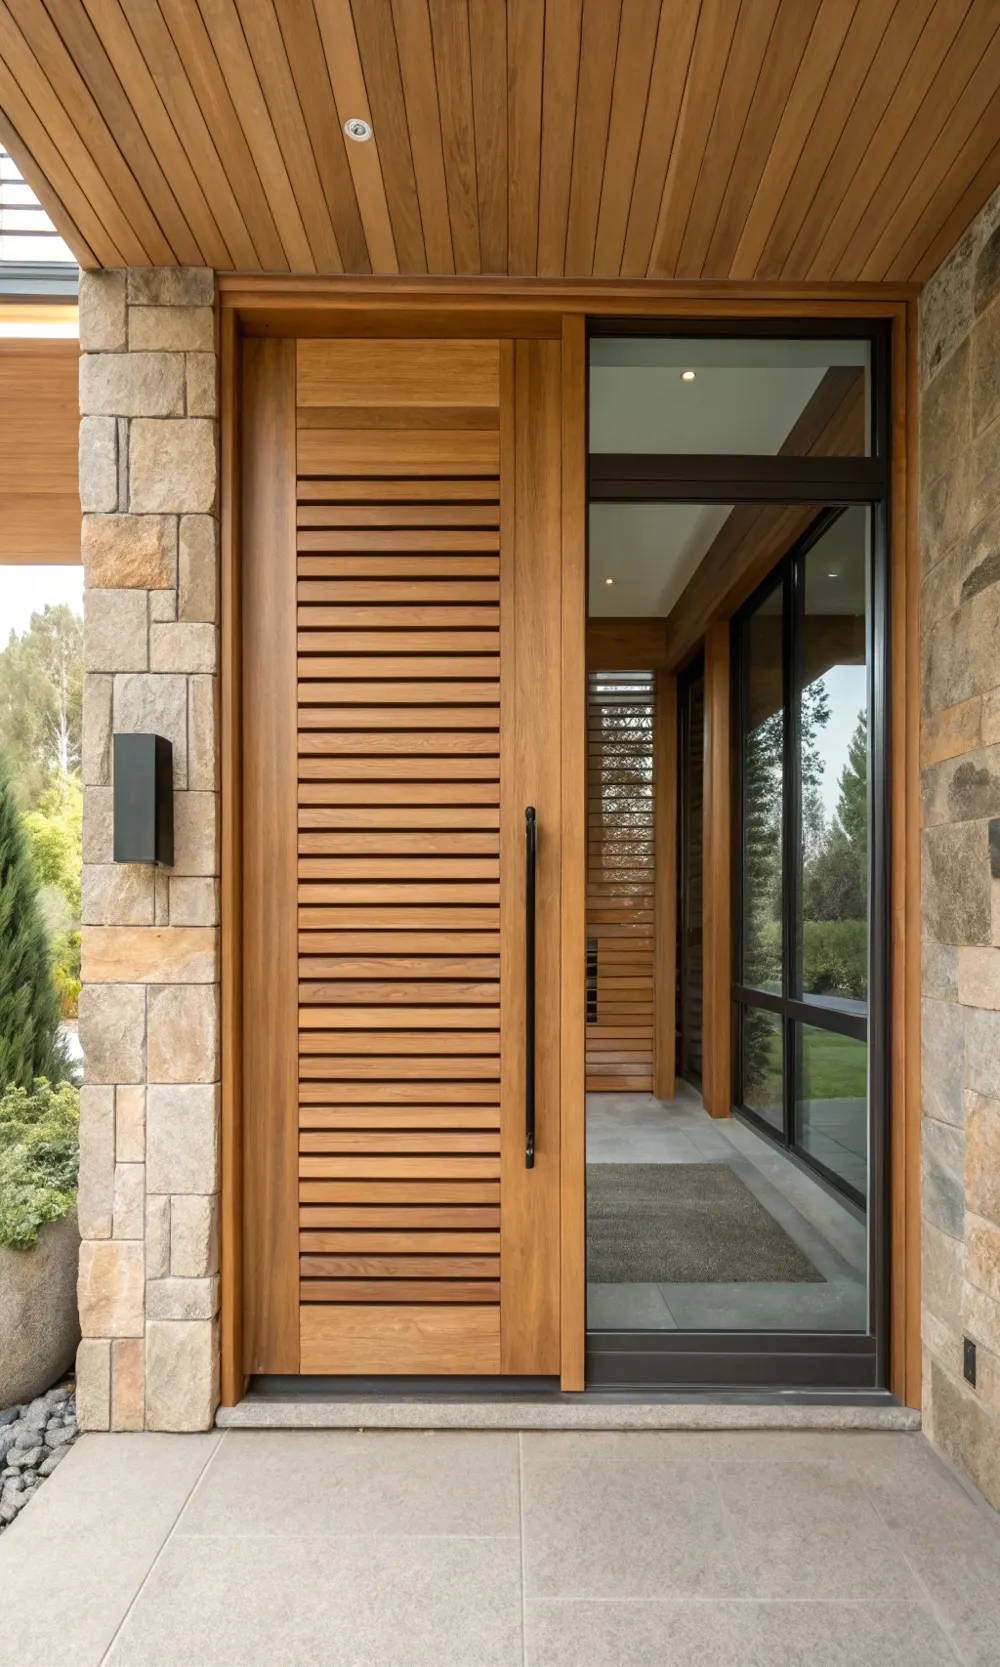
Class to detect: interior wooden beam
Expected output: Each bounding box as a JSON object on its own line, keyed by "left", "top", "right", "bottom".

{"left": 587, "top": 617, "right": 668, "bottom": 670}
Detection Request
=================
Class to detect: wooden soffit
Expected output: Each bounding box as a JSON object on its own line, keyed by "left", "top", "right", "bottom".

{"left": 0, "top": 1, "right": 997, "bottom": 283}
{"left": 0, "top": 337, "right": 80, "bottom": 563}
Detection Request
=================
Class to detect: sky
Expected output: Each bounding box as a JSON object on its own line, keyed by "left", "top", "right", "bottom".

{"left": 0, "top": 565, "right": 83, "bottom": 643}
{"left": 813, "top": 662, "right": 868, "bottom": 821}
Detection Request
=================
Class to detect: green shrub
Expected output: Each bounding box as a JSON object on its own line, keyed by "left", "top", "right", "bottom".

{"left": 802, "top": 918, "right": 868, "bottom": 1002}
{"left": 0, "top": 1077, "right": 79, "bottom": 1250}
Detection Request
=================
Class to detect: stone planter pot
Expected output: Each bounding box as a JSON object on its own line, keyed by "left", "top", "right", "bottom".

{"left": 0, "top": 1213, "right": 80, "bottom": 1407}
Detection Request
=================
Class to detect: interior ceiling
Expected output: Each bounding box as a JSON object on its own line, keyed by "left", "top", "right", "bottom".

{"left": 0, "top": 0, "right": 997, "bottom": 280}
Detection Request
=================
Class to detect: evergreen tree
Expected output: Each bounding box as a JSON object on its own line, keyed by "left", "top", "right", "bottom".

{"left": 0, "top": 754, "right": 60, "bottom": 1089}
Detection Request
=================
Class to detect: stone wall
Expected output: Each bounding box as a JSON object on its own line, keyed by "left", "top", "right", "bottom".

{"left": 920, "top": 186, "right": 1000, "bottom": 1508}
{"left": 76, "top": 268, "right": 220, "bottom": 1431}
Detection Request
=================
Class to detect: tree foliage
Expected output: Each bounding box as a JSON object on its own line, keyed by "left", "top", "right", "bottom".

{"left": 0, "top": 756, "right": 61, "bottom": 1088}
{"left": 0, "top": 604, "right": 83, "bottom": 811}
{"left": 0, "top": 1077, "right": 79, "bottom": 1249}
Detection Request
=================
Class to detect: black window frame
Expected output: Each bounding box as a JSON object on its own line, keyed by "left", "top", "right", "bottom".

{"left": 584, "top": 316, "right": 891, "bottom": 1395}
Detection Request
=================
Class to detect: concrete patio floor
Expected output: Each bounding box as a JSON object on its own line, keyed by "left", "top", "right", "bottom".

{"left": 1, "top": 1428, "right": 998, "bottom": 1666}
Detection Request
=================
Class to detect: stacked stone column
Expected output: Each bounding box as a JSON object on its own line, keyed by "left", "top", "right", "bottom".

{"left": 76, "top": 268, "right": 220, "bottom": 1431}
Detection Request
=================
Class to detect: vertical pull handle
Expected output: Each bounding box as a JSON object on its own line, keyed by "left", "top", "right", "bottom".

{"left": 525, "top": 806, "right": 537, "bottom": 1169}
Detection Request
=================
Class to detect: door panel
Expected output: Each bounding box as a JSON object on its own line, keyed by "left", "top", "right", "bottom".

{"left": 242, "top": 335, "right": 567, "bottom": 1377}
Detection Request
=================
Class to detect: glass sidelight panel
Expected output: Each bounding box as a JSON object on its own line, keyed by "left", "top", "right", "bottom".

{"left": 795, "top": 1024, "right": 868, "bottom": 1201}
{"left": 740, "top": 1006, "right": 783, "bottom": 1132}
{"left": 742, "top": 582, "right": 784, "bottom": 994}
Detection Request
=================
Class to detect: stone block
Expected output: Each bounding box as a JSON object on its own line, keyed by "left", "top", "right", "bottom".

{"left": 963, "top": 1283, "right": 1000, "bottom": 1360}
{"left": 921, "top": 337, "right": 971, "bottom": 483}
{"left": 111, "top": 1338, "right": 144, "bottom": 1432}
{"left": 113, "top": 672, "right": 187, "bottom": 786}
{"left": 83, "top": 925, "right": 217, "bottom": 984}
{"left": 82, "top": 786, "right": 112, "bottom": 864}
{"left": 80, "top": 351, "right": 185, "bottom": 418}
{"left": 922, "top": 1115, "right": 966, "bottom": 1239}
{"left": 921, "top": 822, "right": 991, "bottom": 945}
{"left": 982, "top": 686, "right": 1000, "bottom": 748}
{"left": 127, "top": 267, "right": 215, "bottom": 307}
{"left": 145, "top": 1317, "right": 219, "bottom": 1432}
{"left": 75, "top": 1338, "right": 111, "bottom": 1432}
{"left": 966, "top": 1088, "right": 1000, "bottom": 1226}
{"left": 150, "top": 621, "right": 217, "bottom": 674}
{"left": 84, "top": 588, "right": 148, "bottom": 674}
{"left": 966, "top": 1213, "right": 1000, "bottom": 1303}
{"left": 129, "top": 418, "right": 217, "bottom": 514}
{"left": 922, "top": 1304, "right": 962, "bottom": 1382}
{"left": 922, "top": 940, "right": 958, "bottom": 1002}
{"left": 116, "top": 1085, "right": 146, "bottom": 1164}
{"left": 77, "top": 1084, "right": 114, "bottom": 1240}
{"left": 970, "top": 412, "right": 1000, "bottom": 532}
{"left": 146, "top": 1193, "right": 170, "bottom": 1279}
{"left": 80, "top": 416, "right": 118, "bottom": 513}
{"left": 82, "top": 864, "right": 155, "bottom": 927}
{"left": 922, "top": 454, "right": 973, "bottom": 575}
{"left": 78, "top": 982, "right": 146, "bottom": 1084}
{"left": 921, "top": 228, "right": 976, "bottom": 387}
{"left": 154, "top": 870, "right": 170, "bottom": 926}
{"left": 178, "top": 515, "right": 218, "bottom": 622}
{"left": 169, "top": 877, "right": 219, "bottom": 927}
{"left": 129, "top": 306, "right": 214, "bottom": 352}
{"left": 146, "top": 1275, "right": 218, "bottom": 1321}
{"left": 186, "top": 353, "right": 217, "bottom": 417}
{"left": 964, "top": 1004, "right": 1000, "bottom": 1098}
{"left": 79, "top": 270, "right": 127, "bottom": 352}
{"left": 82, "top": 673, "right": 113, "bottom": 786}
{"left": 78, "top": 1240, "right": 144, "bottom": 1338}
{"left": 83, "top": 513, "right": 176, "bottom": 589}
{"left": 170, "top": 1194, "right": 219, "bottom": 1278}
{"left": 112, "top": 1163, "right": 145, "bottom": 1239}
{"left": 146, "top": 1084, "right": 220, "bottom": 1194}
{"left": 926, "top": 1359, "right": 1000, "bottom": 1511}
{"left": 150, "top": 589, "right": 177, "bottom": 622}
{"left": 187, "top": 675, "right": 218, "bottom": 792}
{"left": 922, "top": 582, "right": 1000, "bottom": 719}
{"left": 921, "top": 998, "right": 965, "bottom": 1125}
{"left": 172, "top": 792, "right": 219, "bottom": 876}
{"left": 147, "top": 984, "right": 219, "bottom": 1083}
{"left": 920, "top": 697, "right": 982, "bottom": 768}
{"left": 923, "top": 1219, "right": 965, "bottom": 1324}
{"left": 974, "top": 222, "right": 1000, "bottom": 316}
{"left": 972, "top": 299, "right": 1000, "bottom": 437}
{"left": 957, "top": 946, "right": 1000, "bottom": 1008}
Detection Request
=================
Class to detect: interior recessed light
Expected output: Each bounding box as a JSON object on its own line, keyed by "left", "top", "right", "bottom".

{"left": 680, "top": 369, "right": 696, "bottom": 382}
{"left": 344, "top": 118, "right": 373, "bottom": 142}
{"left": 604, "top": 577, "right": 614, "bottom": 585}
{"left": 827, "top": 571, "right": 839, "bottom": 579}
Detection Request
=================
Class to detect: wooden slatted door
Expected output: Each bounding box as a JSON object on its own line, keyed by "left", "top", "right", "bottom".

{"left": 241, "top": 337, "right": 565, "bottom": 1379}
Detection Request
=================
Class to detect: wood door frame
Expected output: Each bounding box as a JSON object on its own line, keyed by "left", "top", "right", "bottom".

{"left": 219, "top": 280, "right": 921, "bottom": 1408}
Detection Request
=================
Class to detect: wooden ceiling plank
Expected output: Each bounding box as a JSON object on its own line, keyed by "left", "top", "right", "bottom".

{"left": 871, "top": 71, "right": 1000, "bottom": 282}
{"left": 122, "top": 0, "right": 275, "bottom": 269}
{"left": 271, "top": 0, "right": 369, "bottom": 273}
{"left": 427, "top": 0, "right": 480, "bottom": 274}
{"left": 313, "top": 0, "right": 398, "bottom": 273}
{"left": 676, "top": 0, "right": 783, "bottom": 278}
{"left": 909, "top": 136, "right": 1000, "bottom": 282}
{"left": 0, "top": 105, "right": 98, "bottom": 266}
{"left": 806, "top": 0, "right": 978, "bottom": 280}
{"left": 352, "top": 0, "right": 427, "bottom": 273}
{"left": 193, "top": 0, "right": 318, "bottom": 271}
{"left": 565, "top": 0, "right": 623, "bottom": 277}
{"left": 536, "top": 0, "right": 583, "bottom": 279}
{"left": 390, "top": 0, "right": 454, "bottom": 274}
{"left": 591, "top": 0, "right": 662, "bottom": 279}
{"left": 0, "top": 7, "right": 147, "bottom": 262}
{"left": 753, "top": 0, "right": 898, "bottom": 280}
{"left": 468, "top": 0, "right": 507, "bottom": 275}
{"left": 840, "top": 7, "right": 1000, "bottom": 282}
{"left": 649, "top": 0, "right": 743, "bottom": 278}
{"left": 702, "top": 0, "right": 820, "bottom": 277}
{"left": 80, "top": 0, "right": 232, "bottom": 268}
{"left": 30, "top": 0, "right": 206, "bottom": 265}
{"left": 8, "top": 0, "right": 177, "bottom": 263}
{"left": 729, "top": 0, "right": 859, "bottom": 280}
{"left": 507, "top": 0, "right": 544, "bottom": 276}
{"left": 620, "top": 0, "right": 700, "bottom": 277}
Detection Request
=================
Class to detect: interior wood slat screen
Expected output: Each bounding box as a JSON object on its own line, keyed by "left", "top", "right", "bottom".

{"left": 585, "top": 670, "right": 656, "bottom": 1092}
{"left": 295, "top": 341, "right": 503, "bottom": 1373}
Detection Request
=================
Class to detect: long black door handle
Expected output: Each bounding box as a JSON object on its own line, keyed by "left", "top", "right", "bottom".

{"left": 525, "top": 805, "right": 537, "bottom": 1169}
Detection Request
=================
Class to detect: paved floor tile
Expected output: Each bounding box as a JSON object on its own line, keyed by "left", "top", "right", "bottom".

{"left": 177, "top": 1428, "right": 520, "bottom": 1539}
{"left": 104, "top": 1532, "right": 523, "bottom": 1667}
{"left": 0, "top": 1528, "right": 164, "bottom": 1667}
{"left": 525, "top": 1600, "right": 755, "bottom": 1666}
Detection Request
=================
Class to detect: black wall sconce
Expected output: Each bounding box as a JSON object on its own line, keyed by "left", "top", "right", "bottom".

{"left": 113, "top": 734, "right": 174, "bottom": 866}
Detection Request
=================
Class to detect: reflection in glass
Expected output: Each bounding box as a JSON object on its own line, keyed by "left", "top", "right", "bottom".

{"left": 742, "top": 585, "right": 783, "bottom": 993}
{"left": 795, "top": 1024, "right": 868, "bottom": 1201}
{"left": 741, "top": 1006, "right": 783, "bottom": 1132}
{"left": 797, "top": 511, "right": 869, "bottom": 1007}
{"left": 589, "top": 337, "right": 870, "bottom": 456}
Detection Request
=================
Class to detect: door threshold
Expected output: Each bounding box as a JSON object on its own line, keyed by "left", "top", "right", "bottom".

{"left": 217, "top": 1377, "right": 919, "bottom": 1431}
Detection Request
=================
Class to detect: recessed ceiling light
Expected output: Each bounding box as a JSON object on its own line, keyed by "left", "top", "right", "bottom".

{"left": 680, "top": 369, "right": 696, "bottom": 382}
{"left": 827, "top": 571, "right": 839, "bottom": 579}
{"left": 604, "top": 577, "right": 614, "bottom": 585}
{"left": 344, "top": 118, "right": 373, "bottom": 142}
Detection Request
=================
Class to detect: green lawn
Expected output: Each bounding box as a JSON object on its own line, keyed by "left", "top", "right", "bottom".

{"left": 756, "top": 1025, "right": 867, "bottom": 1101}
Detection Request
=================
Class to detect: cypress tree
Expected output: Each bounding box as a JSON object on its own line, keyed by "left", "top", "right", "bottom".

{"left": 0, "top": 754, "right": 59, "bottom": 1089}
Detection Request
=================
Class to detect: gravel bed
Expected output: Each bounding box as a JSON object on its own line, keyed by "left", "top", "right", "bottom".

{"left": 0, "top": 1380, "right": 77, "bottom": 1533}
